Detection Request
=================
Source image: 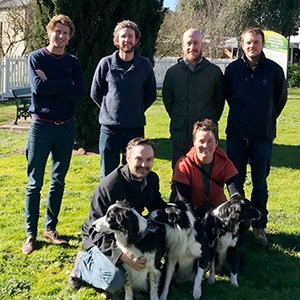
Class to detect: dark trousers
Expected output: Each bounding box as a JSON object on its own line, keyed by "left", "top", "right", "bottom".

{"left": 25, "top": 119, "right": 75, "bottom": 237}
{"left": 226, "top": 136, "right": 272, "bottom": 228}
{"left": 169, "top": 139, "right": 192, "bottom": 201}
{"left": 99, "top": 125, "right": 144, "bottom": 179}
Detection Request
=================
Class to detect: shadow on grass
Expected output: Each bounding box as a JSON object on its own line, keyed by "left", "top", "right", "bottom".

{"left": 272, "top": 143, "right": 300, "bottom": 169}
{"left": 219, "top": 140, "right": 300, "bottom": 170}
{"left": 84, "top": 138, "right": 300, "bottom": 170}
{"left": 152, "top": 138, "right": 171, "bottom": 161}
{"left": 166, "top": 230, "right": 300, "bottom": 300}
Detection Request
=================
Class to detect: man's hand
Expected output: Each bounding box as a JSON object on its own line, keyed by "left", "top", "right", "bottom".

{"left": 120, "top": 253, "right": 146, "bottom": 271}
{"left": 35, "top": 69, "right": 48, "bottom": 81}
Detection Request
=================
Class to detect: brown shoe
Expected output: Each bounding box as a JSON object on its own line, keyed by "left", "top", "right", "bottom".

{"left": 43, "top": 230, "right": 69, "bottom": 245}
{"left": 253, "top": 228, "right": 268, "bottom": 247}
{"left": 22, "top": 236, "right": 37, "bottom": 255}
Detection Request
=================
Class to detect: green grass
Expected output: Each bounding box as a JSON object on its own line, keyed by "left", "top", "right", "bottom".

{"left": 0, "top": 89, "right": 300, "bottom": 299}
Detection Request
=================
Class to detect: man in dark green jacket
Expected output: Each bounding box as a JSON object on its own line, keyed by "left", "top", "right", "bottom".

{"left": 162, "top": 28, "right": 225, "bottom": 199}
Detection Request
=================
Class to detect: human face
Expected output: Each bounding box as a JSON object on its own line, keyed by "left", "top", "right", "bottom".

{"left": 182, "top": 30, "right": 203, "bottom": 64}
{"left": 116, "top": 28, "right": 138, "bottom": 54}
{"left": 241, "top": 32, "right": 264, "bottom": 62}
{"left": 194, "top": 130, "right": 218, "bottom": 164}
{"left": 48, "top": 23, "right": 71, "bottom": 52}
{"left": 126, "top": 144, "right": 154, "bottom": 181}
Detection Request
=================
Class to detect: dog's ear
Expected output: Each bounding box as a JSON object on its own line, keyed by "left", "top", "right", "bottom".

{"left": 219, "top": 201, "right": 241, "bottom": 230}
{"left": 116, "top": 199, "right": 130, "bottom": 207}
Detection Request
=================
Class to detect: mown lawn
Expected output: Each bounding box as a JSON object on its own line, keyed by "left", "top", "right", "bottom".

{"left": 0, "top": 89, "right": 299, "bottom": 300}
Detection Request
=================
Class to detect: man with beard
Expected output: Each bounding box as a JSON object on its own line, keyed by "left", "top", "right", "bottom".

{"left": 68, "top": 137, "right": 166, "bottom": 296}
{"left": 162, "top": 28, "right": 225, "bottom": 200}
{"left": 91, "top": 20, "right": 157, "bottom": 179}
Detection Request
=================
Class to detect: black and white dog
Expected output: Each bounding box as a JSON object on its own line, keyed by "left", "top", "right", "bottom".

{"left": 150, "top": 195, "right": 261, "bottom": 299}
{"left": 203, "top": 194, "right": 261, "bottom": 287}
{"left": 150, "top": 201, "right": 209, "bottom": 300}
{"left": 92, "top": 201, "right": 165, "bottom": 300}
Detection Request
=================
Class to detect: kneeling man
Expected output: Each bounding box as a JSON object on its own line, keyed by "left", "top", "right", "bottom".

{"left": 68, "top": 137, "right": 166, "bottom": 295}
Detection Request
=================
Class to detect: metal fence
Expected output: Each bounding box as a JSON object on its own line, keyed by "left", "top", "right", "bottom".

{"left": 0, "top": 56, "right": 234, "bottom": 98}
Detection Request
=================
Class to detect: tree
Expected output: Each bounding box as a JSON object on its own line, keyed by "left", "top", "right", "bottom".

{"left": 237, "top": 0, "right": 300, "bottom": 37}
{"left": 0, "top": 0, "right": 33, "bottom": 57}
{"left": 29, "top": 0, "right": 165, "bottom": 149}
{"left": 156, "top": 0, "right": 300, "bottom": 58}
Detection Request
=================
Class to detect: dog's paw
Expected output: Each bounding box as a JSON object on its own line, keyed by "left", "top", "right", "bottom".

{"left": 230, "top": 273, "right": 239, "bottom": 287}
{"left": 193, "top": 286, "right": 202, "bottom": 299}
{"left": 159, "top": 293, "right": 168, "bottom": 300}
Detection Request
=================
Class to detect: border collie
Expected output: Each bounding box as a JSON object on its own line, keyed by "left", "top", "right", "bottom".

{"left": 203, "top": 194, "right": 261, "bottom": 287}
{"left": 150, "top": 201, "right": 209, "bottom": 300}
{"left": 92, "top": 201, "right": 165, "bottom": 300}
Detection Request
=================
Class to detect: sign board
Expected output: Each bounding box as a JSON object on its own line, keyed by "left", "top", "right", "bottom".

{"left": 263, "top": 30, "right": 288, "bottom": 78}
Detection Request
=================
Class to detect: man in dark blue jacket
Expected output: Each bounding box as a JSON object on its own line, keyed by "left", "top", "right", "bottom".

{"left": 224, "top": 28, "right": 287, "bottom": 246}
{"left": 90, "top": 20, "right": 157, "bottom": 179}
{"left": 22, "top": 14, "right": 86, "bottom": 255}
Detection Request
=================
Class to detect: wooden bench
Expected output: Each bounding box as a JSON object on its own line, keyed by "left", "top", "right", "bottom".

{"left": 12, "top": 87, "right": 31, "bottom": 125}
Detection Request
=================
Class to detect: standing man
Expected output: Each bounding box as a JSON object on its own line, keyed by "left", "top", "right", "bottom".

{"left": 162, "top": 28, "right": 225, "bottom": 198}
{"left": 68, "top": 138, "right": 166, "bottom": 296}
{"left": 224, "top": 28, "right": 287, "bottom": 246}
{"left": 21, "top": 15, "right": 86, "bottom": 255}
{"left": 91, "top": 20, "right": 157, "bottom": 179}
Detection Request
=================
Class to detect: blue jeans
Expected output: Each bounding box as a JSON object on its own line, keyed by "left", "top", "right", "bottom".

{"left": 226, "top": 136, "right": 272, "bottom": 228}
{"left": 77, "top": 246, "right": 126, "bottom": 292}
{"left": 99, "top": 125, "right": 144, "bottom": 178}
{"left": 24, "top": 119, "right": 75, "bottom": 237}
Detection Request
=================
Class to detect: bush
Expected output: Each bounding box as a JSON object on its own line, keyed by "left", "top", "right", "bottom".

{"left": 287, "top": 64, "right": 300, "bottom": 88}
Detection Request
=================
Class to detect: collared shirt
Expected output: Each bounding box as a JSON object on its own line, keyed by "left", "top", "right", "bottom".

{"left": 183, "top": 57, "right": 203, "bottom": 71}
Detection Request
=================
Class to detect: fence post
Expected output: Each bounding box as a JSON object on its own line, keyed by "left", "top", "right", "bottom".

{"left": 3, "top": 56, "right": 10, "bottom": 94}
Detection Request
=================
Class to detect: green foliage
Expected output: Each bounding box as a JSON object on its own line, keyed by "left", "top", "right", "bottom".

{"left": 177, "top": 0, "right": 300, "bottom": 38}
{"left": 0, "top": 89, "right": 300, "bottom": 299}
{"left": 29, "top": 0, "right": 165, "bottom": 148}
{"left": 239, "top": 0, "right": 300, "bottom": 37}
{"left": 287, "top": 65, "right": 300, "bottom": 88}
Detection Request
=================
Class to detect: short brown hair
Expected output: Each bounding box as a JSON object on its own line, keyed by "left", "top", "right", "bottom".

{"left": 126, "top": 137, "right": 156, "bottom": 155}
{"left": 113, "top": 20, "right": 141, "bottom": 47}
{"left": 241, "top": 27, "right": 265, "bottom": 44}
{"left": 46, "top": 14, "right": 75, "bottom": 38}
{"left": 193, "top": 119, "right": 219, "bottom": 142}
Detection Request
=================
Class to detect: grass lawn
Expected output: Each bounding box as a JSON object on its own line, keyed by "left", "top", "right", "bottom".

{"left": 0, "top": 89, "right": 299, "bottom": 299}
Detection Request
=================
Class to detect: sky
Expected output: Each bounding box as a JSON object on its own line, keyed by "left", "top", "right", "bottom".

{"left": 164, "top": 0, "right": 178, "bottom": 11}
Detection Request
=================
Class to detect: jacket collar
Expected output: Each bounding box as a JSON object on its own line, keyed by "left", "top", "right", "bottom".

{"left": 119, "top": 164, "right": 147, "bottom": 190}
{"left": 242, "top": 51, "right": 266, "bottom": 69}
{"left": 111, "top": 50, "right": 141, "bottom": 70}
{"left": 178, "top": 56, "right": 209, "bottom": 71}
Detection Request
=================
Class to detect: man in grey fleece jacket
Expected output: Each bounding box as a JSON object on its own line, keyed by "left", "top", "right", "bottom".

{"left": 90, "top": 20, "right": 157, "bottom": 179}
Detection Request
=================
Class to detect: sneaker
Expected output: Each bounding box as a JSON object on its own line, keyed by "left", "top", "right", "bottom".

{"left": 43, "top": 230, "right": 68, "bottom": 245}
{"left": 68, "top": 251, "right": 85, "bottom": 290}
{"left": 21, "top": 236, "right": 37, "bottom": 255}
{"left": 253, "top": 227, "right": 268, "bottom": 247}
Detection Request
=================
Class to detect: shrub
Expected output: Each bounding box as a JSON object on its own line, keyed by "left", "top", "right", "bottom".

{"left": 287, "top": 64, "right": 300, "bottom": 88}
